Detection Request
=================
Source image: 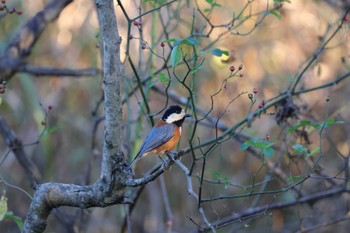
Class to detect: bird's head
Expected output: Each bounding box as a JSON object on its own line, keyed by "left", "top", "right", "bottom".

{"left": 162, "top": 105, "right": 191, "bottom": 125}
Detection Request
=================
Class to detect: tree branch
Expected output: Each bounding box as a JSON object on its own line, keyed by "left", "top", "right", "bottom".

{"left": 19, "top": 65, "right": 101, "bottom": 77}
{"left": 196, "top": 187, "right": 349, "bottom": 232}
{"left": 22, "top": 0, "right": 127, "bottom": 232}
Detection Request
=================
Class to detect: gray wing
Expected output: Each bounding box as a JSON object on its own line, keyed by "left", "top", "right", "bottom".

{"left": 128, "top": 124, "right": 175, "bottom": 167}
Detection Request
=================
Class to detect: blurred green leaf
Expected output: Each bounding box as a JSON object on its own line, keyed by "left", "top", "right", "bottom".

{"left": 171, "top": 45, "right": 183, "bottom": 67}
{"left": 310, "top": 147, "right": 320, "bottom": 156}
{"left": 42, "top": 126, "right": 60, "bottom": 137}
{"left": 0, "top": 191, "right": 7, "bottom": 221}
{"left": 181, "top": 37, "right": 198, "bottom": 46}
{"left": 157, "top": 72, "right": 170, "bottom": 84}
{"left": 263, "top": 147, "right": 275, "bottom": 158}
{"left": 292, "top": 144, "right": 308, "bottom": 154}
{"left": 319, "top": 118, "right": 344, "bottom": 129}
{"left": 146, "top": 79, "right": 158, "bottom": 88}
{"left": 205, "top": 0, "right": 214, "bottom": 4}
{"left": 288, "top": 118, "right": 344, "bottom": 133}
{"left": 162, "top": 38, "right": 177, "bottom": 43}
{"left": 291, "top": 144, "right": 320, "bottom": 157}
{"left": 211, "top": 169, "right": 230, "bottom": 189}
{"left": 240, "top": 137, "right": 275, "bottom": 157}
{"left": 211, "top": 48, "right": 229, "bottom": 57}
{"left": 192, "top": 65, "right": 203, "bottom": 74}
{"left": 4, "top": 212, "right": 23, "bottom": 230}
{"left": 269, "top": 10, "right": 281, "bottom": 20}
{"left": 288, "top": 175, "right": 303, "bottom": 183}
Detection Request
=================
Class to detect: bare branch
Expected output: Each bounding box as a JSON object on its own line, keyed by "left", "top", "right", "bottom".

{"left": 19, "top": 65, "right": 101, "bottom": 77}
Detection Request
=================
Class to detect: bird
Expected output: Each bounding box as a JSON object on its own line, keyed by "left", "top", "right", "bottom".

{"left": 128, "top": 105, "right": 191, "bottom": 169}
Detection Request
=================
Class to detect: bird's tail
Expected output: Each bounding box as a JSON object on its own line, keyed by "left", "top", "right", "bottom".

{"left": 127, "top": 152, "right": 141, "bottom": 170}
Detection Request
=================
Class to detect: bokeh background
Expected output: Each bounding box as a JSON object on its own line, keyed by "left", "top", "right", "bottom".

{"left": 0, "top": 0, "right": 349, "bottom": 232}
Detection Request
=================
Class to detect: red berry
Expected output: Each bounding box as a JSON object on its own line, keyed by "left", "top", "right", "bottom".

{"left": 166, "top": 220, "right": 173, "bottom": 227}
{"left": 265, "top": 134, "right": 270, "bottom": 141}
{"left": 344, "top": 15, "right": 349, "bottom": 22}
{"left": 229, "top": 65, "right": 235, "bottom": 72}
{"left": 0, "top": 5, "right": 4, "bottom": 11}
{"left": 238, "top": 64, "right": 243, "bottom": 70}
{"left": 16, "top": 9, "right": 22, "bottom": 15}
{"left": 160, "top": 42, "right": 165, "bottom": 47}
{"left": 258, "top": 103, "right": 263, "bottom": 108}
{"left": 141, "top": 44, "right": 146, "bottom": 50}
{"left": 239, "top": 73, "right": 244, "bottom": 77}
{"left": 0, "top": 84, "right": 5, "bottom": 94}
{"left": 48, "top": 105, "right": 53, "bottom": 110}
{"left": 253, "top": 88, "right": 258, "bottom": 94}
{"left": 133, "top": 20, "right": 142, "bottom": 26}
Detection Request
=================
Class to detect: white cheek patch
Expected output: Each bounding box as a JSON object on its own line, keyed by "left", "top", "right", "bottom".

{"left": 165, "top": 113, "right": 185, "bottom": 123}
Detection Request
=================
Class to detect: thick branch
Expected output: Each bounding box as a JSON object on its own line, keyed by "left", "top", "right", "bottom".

{"left": 22, "top": 181, "right": 128, "bottom": 233}
{"left": 22, "top": 1, "right": 126, "bottom": 232}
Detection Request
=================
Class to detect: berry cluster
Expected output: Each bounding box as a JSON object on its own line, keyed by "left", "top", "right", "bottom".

{"left": 0, "top": 0, "right": 23, "bottom": 15}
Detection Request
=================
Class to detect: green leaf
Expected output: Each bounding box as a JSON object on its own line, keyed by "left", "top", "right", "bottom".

{"left": 203, "top": 8, "right": 211, "bottom": 13}
{"left": 4, "top": 212, "right": 23, "bottom": 230}
{"left": 42, "top": 126, "right": 60, "bottom": 137}
{"left": 288, "top": 175, "right": 303, "bottom": 183}
{"left": 212, "top": 3, "right": 221, "bottom": 7}
{"left": 317, "top": 118, "right": 344, "bottom": 129}
{"left": 211, "top": 169, "right": 230, "bottom": 189}
{"left": 205, "top": 0, "right": 214, "bottom": 4}
{"left": 240, "top": 143, "right": 250, "bottom": 151}
{"left": 0, "top": 191, "right": 7, "bottom": 221}
{"left": 192, "top": 65, "right": 203, "bottom": 74}
{"left": 146, "top": 79, "right": 158, "bottom": 88}
{"left": 288, "top": 120, "right": 318, "bottom": 133}
{"left": 240, "top": 137, "right": 275, "bottom": 157}
{"left": 211, "top": 48, "right": 229, "bottom": 57}
{"left": 291, "top": 144, "right": 308, "bottom": 155}
{"left": 162, "top": 38, "right": 177, "bottom": 43}
{"left": 269, "top": 10, "right": 281, "bottom": 20}
{"left": 173, "top": 37, "right": 198, "bottom": 47}
{"left": 310, "top": 147, "right": 320, "bottom": 156}
{"left": 171, "top": 45, "right": 183, "bottom": 67}
{"left": 289, "top": 118, "right": 344, "bottom": 133}
{"left": 181, "top": 37, "right": 198, "bottom": 46}
{"left": 157, "top": 72, "right": 170, "bottom": 84}
{"left": 263, "top": 147, "right": 275, "bottom": 157}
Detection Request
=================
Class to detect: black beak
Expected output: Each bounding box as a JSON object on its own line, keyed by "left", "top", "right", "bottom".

{"left": 184, "top": 113, "right": 192, "bottom": 118}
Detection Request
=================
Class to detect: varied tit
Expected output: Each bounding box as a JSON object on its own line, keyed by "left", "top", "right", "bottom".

{"left": 128, "top": 105, "right": 191, "bottom": 169}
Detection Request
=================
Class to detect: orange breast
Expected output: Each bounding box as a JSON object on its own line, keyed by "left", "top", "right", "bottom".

{"left": 149, "top": 126, "right": 181, "bottom": 155}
